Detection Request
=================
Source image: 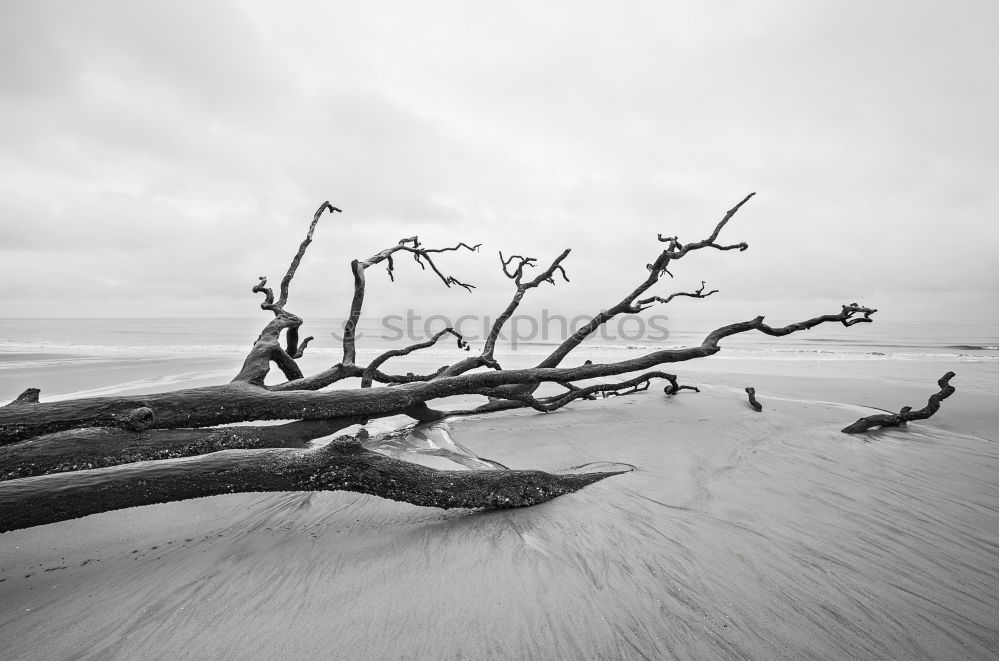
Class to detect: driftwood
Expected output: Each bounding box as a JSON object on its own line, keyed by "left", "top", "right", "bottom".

{"left": 841, "top": 372, "right": 956, "bottom": 434}
{"left": 745, "top": 387, "right": 763, "bottom": 412}
{"left": 0, "top": 431, "right": 628, "bottom": 533}
{"left": 0, "top": 193, "right": 877, "bottom": 531}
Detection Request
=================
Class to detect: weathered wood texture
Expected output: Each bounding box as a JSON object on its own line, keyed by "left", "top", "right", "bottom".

{"left": 0, "top": 435, "right": 629, "bottom": 532}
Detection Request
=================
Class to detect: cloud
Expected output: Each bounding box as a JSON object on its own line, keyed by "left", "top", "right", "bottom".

{"left": 0, "top": 0, "right": 995, "bottom": 325}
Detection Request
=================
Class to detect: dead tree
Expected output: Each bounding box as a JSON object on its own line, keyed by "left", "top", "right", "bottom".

{"left": 0, "top": 193, "right": 877, "bottom": 531}
{"left": 841, "top": 372, "right": 956, "bottom": 434}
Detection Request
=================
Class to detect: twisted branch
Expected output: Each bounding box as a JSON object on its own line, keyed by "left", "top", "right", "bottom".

{"left": 434, "top": 250, "right": 573, "bottom": 379}
{"left": 631, "top": 281, "right": 719, "bottom": 312}
{"left": 841, "top": 372, "right": 956, "bottom": 434}
{"left": 235, "top": 202, "right": 340, "bottom": 385}
{"left": 497, "top": 372, "right": 688, "bottom": 413}
{"left": 342, "top": 237, "right": 478, "bottom": 365}
{"left": 361, "top": 328, "right": 469, "bottom": 387}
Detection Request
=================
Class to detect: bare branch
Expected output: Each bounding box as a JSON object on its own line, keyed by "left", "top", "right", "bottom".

{"left": 840, "top": 303, "right": 878, "bottom": 326}
{"left": 436, "top": 249, "right": 573, "bottom": 380}
{"left": 482, "top": 250, "right": 571, "bottom": 358}
{"left": 704, "top": 304, "right": 876, "bottom": 346}
{"left": 501, "top": 372, "right": 678, "bottom": 413}
{"left": 276, "top": 201, "right": 341, "bottom": 308}
{"left": 268, "top": 364, "right": 361, "bottom": 392}
{"left": 269, "top": 363, "right": 453, "bottom": 392}
{"left": 342, "top": 237, "right": 477, "bottom": 365}
{"left": 289, "top": 334, "right": 314, "bottom": 359}
{"left": 242, "top": 203, "right": 340, "bottom": 384}
{"left": 631, "top": 281, "right": 719, "bottom": 312}
{"left": 252, "top": 276, "right": 275, "bottom": 310}
{"left": 398, "top": 242, "right": 479, "bottom": 289}
{"left": 361, "top": 328, "right": 470, "bottom": 387}
{"left": 420, "top": 242, "right": 483, "bottom": 254}
{"left": 663, "top": 378, "right": 700, "bottom": 396}
{"left": 444, "top": 275, "right": 476, "bottom": 292}
{"left": 499, "top": 252, "right": 538, "bottom": 284}
{"left": 537, "top": 193, "right": 755, "bottom": 370}
{"left": 599, "top": 379, "right": 652, "bottom": 398}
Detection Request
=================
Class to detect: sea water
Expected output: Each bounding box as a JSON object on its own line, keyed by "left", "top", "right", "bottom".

{"left": 0, "top": 317, "right": 996, "bottom": 402}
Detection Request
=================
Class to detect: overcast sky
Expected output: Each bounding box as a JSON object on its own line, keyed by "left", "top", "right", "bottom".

{"left": 1, "top": 1, "right": 996, "bottom": 329}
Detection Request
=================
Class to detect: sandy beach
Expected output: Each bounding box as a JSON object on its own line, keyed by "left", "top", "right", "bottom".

{"left": 0, "top": 359, "right": 995, "bottom": 660}
{"left": 3, "top": 0, "right": 996, "bottom": 657}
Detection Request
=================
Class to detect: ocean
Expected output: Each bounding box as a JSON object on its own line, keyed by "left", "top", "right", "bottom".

{"left": 0, "top": 317, "right": 996, "bottom": 403}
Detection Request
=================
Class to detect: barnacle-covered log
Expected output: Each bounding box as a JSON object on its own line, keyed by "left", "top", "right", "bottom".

{"left": 0, "top": 433, "right": 630, "bottom": 533}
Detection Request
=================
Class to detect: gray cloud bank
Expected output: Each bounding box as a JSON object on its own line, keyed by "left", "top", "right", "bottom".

{"left": 1, "top": 1, "right": 996, "bottom": 328}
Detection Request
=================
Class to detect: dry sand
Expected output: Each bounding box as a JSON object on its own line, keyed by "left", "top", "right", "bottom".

{"left": 0, "top": 362, "right": 996, "bottom": 660}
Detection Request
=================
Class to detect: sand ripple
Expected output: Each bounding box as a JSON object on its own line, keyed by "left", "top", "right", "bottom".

{"left": 0, "top": 388, "right": 995, "bottom": 660}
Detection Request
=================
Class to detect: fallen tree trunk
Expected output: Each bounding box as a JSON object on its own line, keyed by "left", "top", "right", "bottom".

{"left": 0, "top": 418, "right": 366, "bottom": 480}
{"left": 0, "top": 194, "right": 878, "bottom": 529}
{"left": 0, "top": 433, "right": 630, "bottom": 533}
{"left": 841, "top": 372, "right": 956, "bottom": 434}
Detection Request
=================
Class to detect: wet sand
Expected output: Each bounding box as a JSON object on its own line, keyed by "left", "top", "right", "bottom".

{"left": 0, "top": 363, "right": 996, "bottom": 659}
{"left": 0, "top": 352, "right": 240, "bottom": 403}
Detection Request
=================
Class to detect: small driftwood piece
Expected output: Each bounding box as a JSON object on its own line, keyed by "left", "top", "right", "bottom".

{"left": 745, "top": 387, "right": 763, "bottom": 412}
{"left": 841, "top": 372, "right": 956, "bottom": 434}
{"left": 664, "top": 378, "right": 700, "bottom": 396}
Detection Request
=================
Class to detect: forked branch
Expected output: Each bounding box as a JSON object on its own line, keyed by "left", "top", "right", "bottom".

{"left": 500, "top": 372, "right": 692, "bottom": 413}
{"left": 342, "top": 237, "right": 478, "bottom": 365}
{"left": 434, "top": 249, "right": 572, "bottom": 379}
{"left": 536, "top": 193, "right": 755, "bottom": 371}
